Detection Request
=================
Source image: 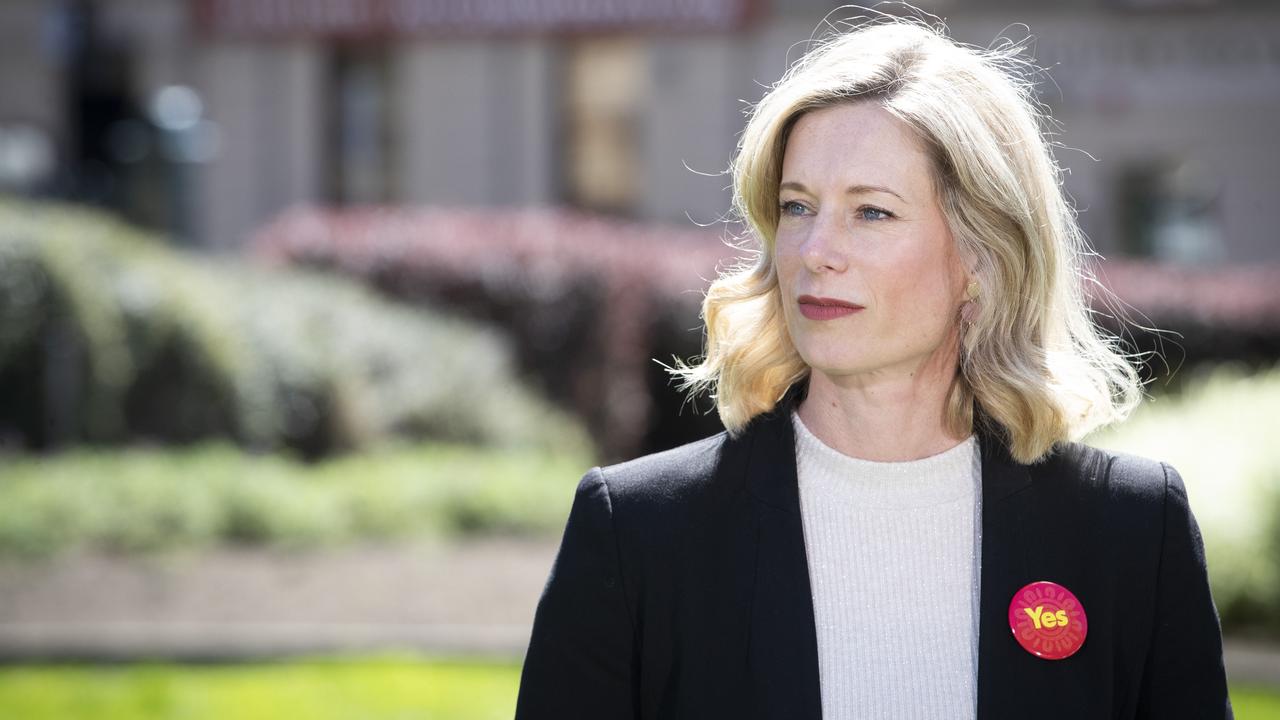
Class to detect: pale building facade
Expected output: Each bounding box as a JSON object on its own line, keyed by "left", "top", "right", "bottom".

{"left": 1, "top": 0, "right": 1277, "bottom": 264}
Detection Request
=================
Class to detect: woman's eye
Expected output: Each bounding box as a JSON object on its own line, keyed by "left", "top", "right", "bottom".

{"left": 858, "top": 206, "right": 893, "bottom": 221}
{"left": 778, "top": 202, "right": 892, "bottom": 221}
{"left": 779, "top": 200, "right": 809, "bottom": 217}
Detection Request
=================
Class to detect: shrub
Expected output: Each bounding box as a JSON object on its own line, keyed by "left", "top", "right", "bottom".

{"left": 253, "top": 206, "right": 1280, "bottom": 461}
{"left": 0, "top": 442, "right": 589, "bottom": 556}
{"left": 1089, "top": 363, "right": 1280, "bottom": 638}
{"left": 0, "top": 199, "right": 589, "bottom": 456}
{"left": 252, "top": 206, "right": 736, "bottom": 461}
{"left": 1088, "top": 261, "right": 1280, "bottom": 389}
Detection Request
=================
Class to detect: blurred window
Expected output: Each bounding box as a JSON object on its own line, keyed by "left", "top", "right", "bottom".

{"left": 1117, "top": 160, "right": 1225, "bottom": 265}
{"left": 561, "top": 37, "right": 648, "bottom": 215}
{"left": 1105, "top": 0, "right": 1223, "bottom": 9}
{"left": 0, "top": 123, "right": 56, "bottom": 193}
{"left": 328, "top": 46, "right": 392, "bottom": 205}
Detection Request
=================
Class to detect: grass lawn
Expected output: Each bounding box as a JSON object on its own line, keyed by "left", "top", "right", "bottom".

{"left": 1239, "top": 685, "right": 1280, "bottom": 719}
{"left": 0, "top": 655, "right": 521, "bottom": 720}
{"left": 0, "top": 655, "right": 1275, "bottom": 719}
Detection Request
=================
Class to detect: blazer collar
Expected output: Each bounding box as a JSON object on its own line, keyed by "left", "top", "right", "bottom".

{"left": 740, "top": 383, "right": 1034, "bottom": 719}
{"left": 745, "top": 384, "right": 1032, "bottom": 512}
{"left": 741, "top": 389, "right": 822, "bottom": 718}
{"left": 744, "top": 398, "right": 803, "bottom": 512}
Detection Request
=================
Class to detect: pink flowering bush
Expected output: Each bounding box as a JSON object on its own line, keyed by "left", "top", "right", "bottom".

{"left": 253, "top": 206, "right": 740, "bottom": 460}
{"left": 253, "top": 205, "right": 1280, "bottom": 458}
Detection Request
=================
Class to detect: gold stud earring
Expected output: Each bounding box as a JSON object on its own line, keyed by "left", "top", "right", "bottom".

{"left": 966, "top": 281, "right": 980, "bottom": 301}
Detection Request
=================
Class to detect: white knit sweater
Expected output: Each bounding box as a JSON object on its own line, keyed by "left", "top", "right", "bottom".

{"left": 792, "top": 411, "right": 983, "bottom": 720}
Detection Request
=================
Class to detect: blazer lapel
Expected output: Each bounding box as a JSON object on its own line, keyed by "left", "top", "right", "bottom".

{"left": 735, "top": 395, "right": 1037, "bottom": 720}
{"left": 974, "top": 425, "right": 1034, "bottom": 717}
{"left": 743, "top": 404, "right": 824, "bottom": 720}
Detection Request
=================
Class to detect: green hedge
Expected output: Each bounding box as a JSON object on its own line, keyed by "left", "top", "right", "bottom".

{"left": 0, "top": 200, "right": 588, "bottom": 456}
{"left": 1090, "top": 363, "right": 1280, "bottom": 638}
{"left": 0, "top": 442, "right": 588, "bottom": 556}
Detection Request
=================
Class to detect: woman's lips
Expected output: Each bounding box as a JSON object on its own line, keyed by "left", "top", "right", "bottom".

{"left": 798, "top": 295, "right": 865, "bottom": 321}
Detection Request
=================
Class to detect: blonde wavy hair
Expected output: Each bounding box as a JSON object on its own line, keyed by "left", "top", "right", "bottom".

{"left": 672, "top": 14, "right": 1142, "bottom": 463}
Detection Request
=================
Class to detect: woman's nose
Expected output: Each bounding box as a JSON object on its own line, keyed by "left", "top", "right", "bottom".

{"left": 801, "top": 210, "right": 850, "bottom": 274}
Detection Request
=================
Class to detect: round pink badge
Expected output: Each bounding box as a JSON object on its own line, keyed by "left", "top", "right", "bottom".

{"left": 1008, "top": 580, "right": 1088, "bottom": 660}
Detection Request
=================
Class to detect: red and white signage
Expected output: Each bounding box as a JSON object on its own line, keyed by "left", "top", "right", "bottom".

{"left": 193, "top": 0, "right": 760, "bottom": 39}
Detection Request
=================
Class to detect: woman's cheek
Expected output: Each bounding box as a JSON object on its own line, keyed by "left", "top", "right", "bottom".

{"left": 773, "top": 243, "right": 800, "bottom": 291}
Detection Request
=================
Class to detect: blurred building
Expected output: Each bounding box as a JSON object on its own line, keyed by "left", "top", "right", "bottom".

{"left": 1, "top": 0, "right": 1278, "bottom": 264}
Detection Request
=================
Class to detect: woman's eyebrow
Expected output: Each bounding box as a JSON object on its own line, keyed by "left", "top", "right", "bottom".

{"left": 847, "top": 183, "right": 906, "bottom": 202}
{"left": 779, "top": 180, "right": 905, "bottom": 202}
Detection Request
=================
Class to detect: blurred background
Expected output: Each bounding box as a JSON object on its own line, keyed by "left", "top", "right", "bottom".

{"left": 0, "top": 0, "right": 1278, "bottom": 717}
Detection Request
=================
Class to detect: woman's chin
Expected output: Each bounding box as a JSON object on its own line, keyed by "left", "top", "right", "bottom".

{"left": 796, "top": 351, "right": 873, "bottom": 379}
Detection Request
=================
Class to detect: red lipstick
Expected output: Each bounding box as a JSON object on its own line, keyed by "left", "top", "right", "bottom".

{"left": 798, "top": 295, "right": 865, "bottom": 321}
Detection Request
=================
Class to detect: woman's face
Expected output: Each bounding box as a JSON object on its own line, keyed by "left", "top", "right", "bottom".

{"left": 774, "top": 102, "right": 969, "bottom": 385}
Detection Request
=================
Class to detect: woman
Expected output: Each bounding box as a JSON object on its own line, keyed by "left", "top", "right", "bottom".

{"left": 515, "top": 16, "right": 1231, "bottom": 720}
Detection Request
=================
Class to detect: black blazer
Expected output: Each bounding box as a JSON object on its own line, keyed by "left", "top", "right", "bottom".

{"left": 515, "top": 394, "right": 1232, "bottom": 719}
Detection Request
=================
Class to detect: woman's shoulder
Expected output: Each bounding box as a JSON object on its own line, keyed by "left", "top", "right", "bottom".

{"left": 559, "top": 430, "right": 749, "bottom": 555}
{"left": 1018, "top": 441, "right": 1204, "bottom": 579}
{"left": 1039, "top": 439, "right": 1187, "bottom": 509}
{"left": 591, "top": 429, "right": 738, "bottom": 507}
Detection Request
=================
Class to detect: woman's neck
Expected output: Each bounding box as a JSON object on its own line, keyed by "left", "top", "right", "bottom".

{"left": 796, "top": 366, "right": 970, "bottom": 462}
